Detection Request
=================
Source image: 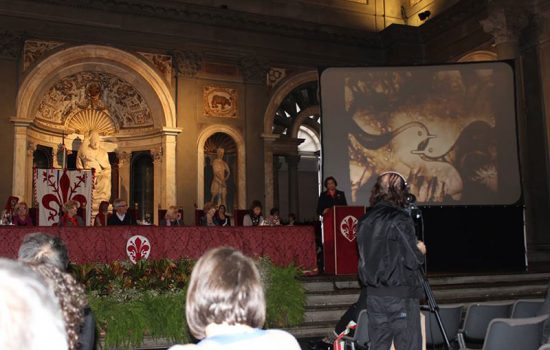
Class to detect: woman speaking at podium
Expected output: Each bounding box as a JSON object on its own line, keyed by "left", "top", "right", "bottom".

{"left": 317, "top": 176, "right": 348, "bottom": 216}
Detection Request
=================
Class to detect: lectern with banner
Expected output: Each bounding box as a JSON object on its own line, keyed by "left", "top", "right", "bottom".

{"left": 323, "top": 206, "right": 365, "bottom": 275}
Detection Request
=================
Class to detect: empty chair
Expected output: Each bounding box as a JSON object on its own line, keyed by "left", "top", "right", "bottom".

{"left": 469, "top": 315, "right": 548, "bottom": 350}
{"left": 422, "top": 304, "right": 464, "bottom": 347}
{"left": 511, "top": 299, "right": 545, "bottom": 318}
{"left": 342, "top": 309, "right": 369, "bottom": 350}
{"left": 458, "top": 302, "right": 513, "bottom": 349}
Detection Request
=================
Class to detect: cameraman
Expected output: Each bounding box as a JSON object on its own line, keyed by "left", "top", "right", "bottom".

{"left": 357, "top": 172, "right": 426, "bottom": 350}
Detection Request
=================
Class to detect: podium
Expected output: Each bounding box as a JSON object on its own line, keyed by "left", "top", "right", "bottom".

{"left": 323, "top": 206, "right": 365, "bottom": 275}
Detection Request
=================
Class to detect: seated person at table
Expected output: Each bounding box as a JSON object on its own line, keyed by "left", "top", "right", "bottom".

{"left": 107, "top": 198, "right": 135, "bottom": 226}
{"left": 200, "top": 202, "right": 217, "bottom": 226}
{"left": 262, "top": 208, "right": 281, "bottom": 226}
{"left": 58, "top": 200, "right": 84, "bottom": 227}
{"left": 316, "top": 176, "right": 347, "bottom": 216}
{"left": 12, "top": 201, "right": 34, "bottom": 226}
{"left": 93, "top": 201, "right": 110, "bottom": 227}
{"left": 243, "top": 200, "right": 264, "bottom": 227}
{"left": 214, "top": 204, "right": 231, "bottom": 227}
{"left": 168, "top": 247, "right": 300, "bottom": 350}
{"left": 160, "top": 205, "right": 184, "bottom": 226}
{"left": 287, "top": 213, "right": 296, "bottom": 226}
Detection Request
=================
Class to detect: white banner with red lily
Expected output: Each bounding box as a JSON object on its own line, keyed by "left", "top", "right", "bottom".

{"left": 34, "top": 169, "right": 94, "bottom": 226}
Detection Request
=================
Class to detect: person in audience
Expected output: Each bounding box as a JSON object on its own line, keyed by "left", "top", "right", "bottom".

{"left": 287, "top": 213, "right": 296, "bottom": 226}
{"left": 214, "top": 204, "right": 231, "bottom": 226}
{"left": 316, "top": 176, "right": 347, "bottom": 216}
{"left": 18, "top": 232, "right": 96, "bottom": 350}
{"left": 107, "top": 198, "right": 135, "bottom": 225}
{"left": 93, "top": 201, "right": 110, "bottom": 226}
{"left": 58, "top": 200, "right": 84, "bottom": 227}
{"left": 200, "top": 202, "right": 217, "bottom": 226}
{"left": 0, "top": 258, "right": 68, "bottom": 350}
{"left": 12, "top": 201, "right": 34, "bottom": 226}
{"left": 243, "top": 200, "right": 264, "bottom": 226}
{"left": 168, "top": 247, "right": 301, "bottom": 350}
{"left": 263, "top": 208, "right": 281, "bottom": 226}
{"left": 160, "top": 205, "right": 184, "bottom": 226}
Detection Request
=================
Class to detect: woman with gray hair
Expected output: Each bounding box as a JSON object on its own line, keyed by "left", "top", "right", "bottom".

{"left": 169, "top": 247, "right": 300, "bottom": 349}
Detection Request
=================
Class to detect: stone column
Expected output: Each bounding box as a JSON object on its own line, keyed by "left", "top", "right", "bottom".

{"left": 161, "top": 127, "right": 181, "bottom": 209}
{"left": 151, "top": 147, "right": 163, "bottom": 225}
{"left": 25, "top": 141, "right": 36, "bottom": 204}
{"left": 116, "top": 151, "right": 131, "bottom": 203}
{"left": 262, "top": 133, "right": 280, "bottom": 212}
{"left": 10, "top": 118, "right": 32, "bottom": 200}
{"left": 286, "top": 154, "right": 301, "bottom": 220}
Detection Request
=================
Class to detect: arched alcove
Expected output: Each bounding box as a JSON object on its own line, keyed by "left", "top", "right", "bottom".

{"left": 131, "top": 151, "right": 154, "bottom": 222}
{"left": 197, "top": 125, "right": 246, "bottom": 209}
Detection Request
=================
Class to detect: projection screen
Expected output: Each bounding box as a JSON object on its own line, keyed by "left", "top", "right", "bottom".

{"left": 320, "top": 62, "right": 521, "bottom": 206}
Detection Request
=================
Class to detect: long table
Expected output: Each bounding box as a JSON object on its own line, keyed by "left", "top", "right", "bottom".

{"left": 0, "top": 225, "right": 318, "bottom": 274}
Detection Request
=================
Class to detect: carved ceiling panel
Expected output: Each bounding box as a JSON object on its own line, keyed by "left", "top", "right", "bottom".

{"left": 35, "top": 71, "right": 154, "bottom": 132}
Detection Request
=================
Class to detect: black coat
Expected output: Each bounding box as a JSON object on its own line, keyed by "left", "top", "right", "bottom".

{"left": 356, "top": 201, "right": 424, "bottom": 298}
{"left": 316, "top": 190, "right": 348, "bottom": 216}
{"left": 107, "top": 213, "right": 135, "bottom": 226}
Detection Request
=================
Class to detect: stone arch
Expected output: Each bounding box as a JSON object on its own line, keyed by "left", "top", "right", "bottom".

{"left": 457, "top": 50, "right": 498, "bottom": 62}
{"left": 16, "top": 44, "right": 175, "bottom": 128}
{"left": 11, "top": 45, "right": 180, "bottom": 207}
{"left": 263, "top": 70, "right": 319, "bottom": 135}
{"left": 289, "top": 105, "right": 321, "bottom": 138}
{"left": 197, "top": 125, "right": 246, "bottom": 209}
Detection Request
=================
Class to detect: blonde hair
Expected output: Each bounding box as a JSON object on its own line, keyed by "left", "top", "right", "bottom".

{"left": 185, "top": 247, "right": 266, "bottom": 339}
{"left": 62, "top": 200, "right": 79, "bottom": 213}
{"left": 14, "top": 201, "right": 29, "bottom": 216}
{"left": 203, "top": 202, "right": 216, "bottom": 213}
{"left": 165, "top": 205, "right": 178, "bottom": 221}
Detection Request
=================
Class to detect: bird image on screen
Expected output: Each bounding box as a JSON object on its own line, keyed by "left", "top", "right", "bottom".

{"left": 320, "top": 62, "right": 520, "bottom": 206}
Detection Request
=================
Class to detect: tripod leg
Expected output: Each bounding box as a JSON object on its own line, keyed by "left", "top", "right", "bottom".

{"left": 418, "top": 272, "right": 451, "bottom": 349}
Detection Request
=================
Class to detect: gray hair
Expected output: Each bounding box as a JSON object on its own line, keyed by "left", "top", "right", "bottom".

{"left": 18, "top": 233, "right": 69, "bottom": 271}
{"left": 0, "top": 258, "right": 68, "bottom": 350}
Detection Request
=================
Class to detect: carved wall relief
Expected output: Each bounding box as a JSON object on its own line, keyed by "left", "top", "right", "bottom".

{"left": 203, "top": 86, "right": 238, "bottom": 118}
{"left": 35, "top": 71, "right": 154, "bottom": 132}
{"left": 138, "top": 52, "right": 173, "bottom": 82}
{"left": 23, "top": 40, "right": 64, "bottom": 71}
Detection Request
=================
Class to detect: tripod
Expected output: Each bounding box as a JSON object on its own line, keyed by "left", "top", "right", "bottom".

{"left": 417, "top": 268, "right": 451, "bottom": 349}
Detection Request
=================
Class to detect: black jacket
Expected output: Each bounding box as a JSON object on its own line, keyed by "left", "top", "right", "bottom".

{"left": 317, "top": 190, "right": 348, "bottom": 216}
{"left": 107, "top": 213, "right": 135, "bottom": 226}
{"left": 357, "top": 201, "right": 424, "bottom": 298}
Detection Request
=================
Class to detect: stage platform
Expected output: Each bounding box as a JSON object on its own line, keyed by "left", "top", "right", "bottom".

{"left": 0, "top": 225, "right": 318, "bottom": 274}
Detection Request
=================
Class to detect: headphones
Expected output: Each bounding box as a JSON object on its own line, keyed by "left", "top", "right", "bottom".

{"left": 379, "top": 171, "right": 408, "bottom": 191}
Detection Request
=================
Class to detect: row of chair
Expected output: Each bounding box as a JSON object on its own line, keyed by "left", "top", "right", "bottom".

{"left": 344, "top": 298, "right": 548, "bottom": 350}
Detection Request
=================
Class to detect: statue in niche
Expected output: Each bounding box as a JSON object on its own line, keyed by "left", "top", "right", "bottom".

{"left": 210, "top": 148, "right": 231, "bottom": 208}
{"left": 77, "top": 130, "right": 112, "bottom": 211}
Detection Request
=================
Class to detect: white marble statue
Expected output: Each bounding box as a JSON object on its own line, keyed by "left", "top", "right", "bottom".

{"left": 77, "top": 130, "right": 112, "bottom": 212}
{"left": 210, "top": 148, "right": 231, "bottom": 208}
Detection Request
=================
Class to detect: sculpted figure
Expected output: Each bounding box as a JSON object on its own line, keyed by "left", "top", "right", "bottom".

{"left": 77, "top": 130, "right": 111, "bottom": 212}
{"left": 210, "top": 148, "right": 230, "bottom": 208}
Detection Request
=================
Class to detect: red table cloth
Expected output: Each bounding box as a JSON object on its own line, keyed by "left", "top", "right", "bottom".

{"left": 0, "top": 225, "right": 318, "bottom": 274}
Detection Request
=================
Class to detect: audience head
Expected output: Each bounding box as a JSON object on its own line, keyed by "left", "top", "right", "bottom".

{"left": 369, "top": 171, "right": 408, "bottom": 208}
{"left": 0, "top": 258, "right": 68, "bottom": 350}
{"left": 113, "top": 198, "right": 128, "bottom": 215}
{"left": 288, "top": 213, "right": 296, "bottom": 223}
{"left": 203, "top": 202, "right": 216, "bottom": 216}
{"left": 250, "top": 200, "right": 262, "bottom": 216}
{"left": 62, "top": 200, "right": 79, "bottom": 217}
{"left": 14, "top": 201, "right": 29, "bottom": 217}
{"left": 98, "top": 201, "right": 109, "bottom": 214}
{"left": 165, "top": 205, "right": 179, "bottom": 221}
{"left": 324, "top": 176, "right": 338, "bottom": 191}
{"left": 186, "top": 247, "right": 265, "bottom": 339}
{"left": 18, "top": 232, "right": 69, "bottom": 271}
{"left": 27, "top": 264, "right": 87, "bottom": 350}
{"left": 270, "top": 208, "right": 279, "bottom": 217}
{"left": 218, "top": 204, "right": 226, "bottom": 215}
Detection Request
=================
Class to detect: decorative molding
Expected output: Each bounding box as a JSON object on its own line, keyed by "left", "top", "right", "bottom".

{"left": 239, "top": 56, "right": 269, "bottom": 84}
{"left": 175, "top": 50, "right": 202, "bottom": 77}
{"left": 0, "top": 31, "right": 22, "bottom": 59}
{"left": 116, "top": 150, "right": 131, "bottom": 166}
{"left": 27, "top": 141, "right": 37, "bottom": 156}
{"left": 138, "top": 52, "right": 173, "bottom": 82}
{"left": 203, "top": 86, "right": 238, "bottom": 119}
{"left": 267, "top": 67, "right": 287, "bottom": 88}
{"left": 35, "top": 71, "right": 153, "bottom": 132}
{"left": 150, "top": 147, "right": 163, "bottom": 163}
{"left": 23, "top": 40, "right": 64, "bottom": 71}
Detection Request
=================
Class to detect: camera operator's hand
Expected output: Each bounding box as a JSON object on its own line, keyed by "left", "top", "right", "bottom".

{"left": 417, "top": 241, "right": 427, "bottom": 255}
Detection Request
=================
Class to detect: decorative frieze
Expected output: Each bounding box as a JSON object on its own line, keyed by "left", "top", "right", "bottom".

{"left": 203, "top": 86, "right": 238, "bottom": 119}
{"left": 175, "top": 50, "right": 202, "bottom": 78}
{"left": 23, "top": 40, "right": 64, "bottom": 71}
{"left": 138, "top": 52, "right": 173, "bottom": 82}
{"left": 239, "top": 57, "right": 269, "bottom": 84}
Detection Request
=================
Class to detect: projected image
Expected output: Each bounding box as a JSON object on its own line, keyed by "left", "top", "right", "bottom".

{"left": 321, "top": 63, "right": 520, "bottom": 205}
